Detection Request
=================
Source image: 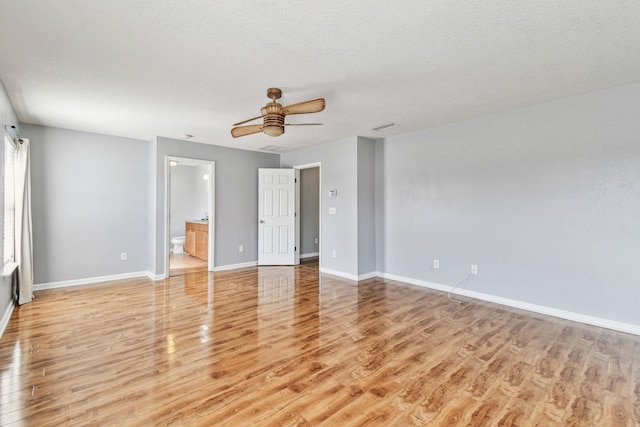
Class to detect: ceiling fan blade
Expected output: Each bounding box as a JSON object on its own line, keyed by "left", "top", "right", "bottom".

{"left": 233, "top": 115, "right": 264, "bottom": 126}
{"left": 282, "top": 98, "right": 325, "bottom": 115}
{"left": 283, "top": 123, "right": 323, "bottom": 126}
{"left": 231, "top": 124, "right": 264, "bottom": 138}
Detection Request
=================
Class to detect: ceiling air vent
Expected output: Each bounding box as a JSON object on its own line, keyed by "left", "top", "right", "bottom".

{"left": 372, "top": 122, "right": 398, "bottom": 132}
{"left": 259, "top": 145, "right": 285, "bottom": 152}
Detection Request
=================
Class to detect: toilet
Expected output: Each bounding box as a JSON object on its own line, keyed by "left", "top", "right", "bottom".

{"left": 171, "top": 236, "right": 185, "bottom": 253}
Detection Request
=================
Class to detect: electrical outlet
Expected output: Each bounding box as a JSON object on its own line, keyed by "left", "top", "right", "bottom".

{"left": 471, "top": 264, "right": 478, "bottom": 275}
{"left": 433, "top": 259, "right": 439, "bottom": 269}
{"left": 120, "top": 252, "right": 128, "bottom": 261}
{"left": 239, "top": 245, "right": 244, "bottom": 253}
{"left": 314, "top": 237, "right": 318, "bottom": 244}
{"left": 332, "top": 249, "right": 337, "bottom": 258}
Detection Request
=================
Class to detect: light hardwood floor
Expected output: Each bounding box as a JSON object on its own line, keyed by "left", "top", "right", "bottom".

{"left": 1, "top": 263, "right": 639, "bottom": 426}
{"left": 169, "top": 252, "right": 208, "bottom": 277}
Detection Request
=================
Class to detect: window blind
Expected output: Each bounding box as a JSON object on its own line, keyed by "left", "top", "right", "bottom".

{"left": 4, "top": 135, "right": 16, "bottom": 265}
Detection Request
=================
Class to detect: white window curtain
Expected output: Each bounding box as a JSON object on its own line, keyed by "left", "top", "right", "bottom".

{"left": 15, "top": 138, "right": 33, "bottom": 305}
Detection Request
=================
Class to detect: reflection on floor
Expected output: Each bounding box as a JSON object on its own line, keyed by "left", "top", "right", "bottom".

{"left": 170, "top": 252, "right": 208, "bottom": 276}
{"left": 300, "top": 256, "right": 319, "bottom": 269}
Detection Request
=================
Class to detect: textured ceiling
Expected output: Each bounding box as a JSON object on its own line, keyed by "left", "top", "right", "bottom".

{"left": 1, "top": 1, "right": 640, "bottom": 152}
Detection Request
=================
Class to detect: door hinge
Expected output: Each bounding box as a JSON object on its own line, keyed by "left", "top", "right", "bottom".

{"left": 295, "top": 246, "right": 297, "bottom": 251}
{"left": 295, "top": 178, "right": 297, "bottom": 183}
{"left": 295, "top": 212, "right": 297, "bottom": 217}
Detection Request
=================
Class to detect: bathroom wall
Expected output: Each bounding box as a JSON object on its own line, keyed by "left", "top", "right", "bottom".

{"left": 170, "top": 165, "right": 200, "bottom": 240}
{"left": 169, "top": 164, "right": 211, "bottom": 241}
{"left": 194, "top": 164, "right": 211, "bottom": 219}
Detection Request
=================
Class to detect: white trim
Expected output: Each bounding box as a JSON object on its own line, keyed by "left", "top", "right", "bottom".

{"left": 300, "top": 252, "right": 319, "bottom": 259}
{"left": 357, "top": 271, "right": 378, "bottom": 281}
{"left": 214, "top": 261, "right": 258, "bottom": 272}
{"left": 377, "top": 272, "right": 640, "bottom": 336}
{"left": 146, "top": 272, "right": 166, "bottom": 281}
{"left": 320, "top": 267, "right": 358, "bottom": 281}
{"left": 0, "top": 301, "right": 15, "bottom": 338}
{"left": 33, "top": 271, "right": 150, "bottom": 291}
{"left": 1, "top": 262, "right": 19, "bottom": 277}
{"left": 293, "top": 162, "right": 322, "bottom": 170}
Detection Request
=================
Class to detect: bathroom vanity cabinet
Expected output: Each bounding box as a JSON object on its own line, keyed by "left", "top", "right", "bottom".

{"left": 185, "top": 221, "right": 208, "bottom": 261}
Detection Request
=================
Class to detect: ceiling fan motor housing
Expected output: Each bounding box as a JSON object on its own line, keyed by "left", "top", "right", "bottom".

{"left": 262, "top": 102, "right": 285, "bottom": 136}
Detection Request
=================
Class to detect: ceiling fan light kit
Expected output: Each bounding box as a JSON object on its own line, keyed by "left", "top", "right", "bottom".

{"left": 231, "top": 88, "right": 325, "bottom": 138}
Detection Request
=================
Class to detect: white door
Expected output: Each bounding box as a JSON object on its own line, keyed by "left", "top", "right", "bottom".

{"left": 258, "top": 168, "right": 297, "bottom": 265}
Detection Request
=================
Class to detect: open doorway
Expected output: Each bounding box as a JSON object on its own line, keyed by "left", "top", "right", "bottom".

{"left": 165, "top": 156, "right": 215, "bottom": 277}
{"left": 296, "top": 164, "right": 320, "bottom": 270}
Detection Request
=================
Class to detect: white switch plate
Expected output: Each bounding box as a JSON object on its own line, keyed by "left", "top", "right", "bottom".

{"left": 120, "top": 252, "right": 128, "bottom": 261}
{"left": 328, "top": 207, "right": 337, "bottom": 215}
{"left": 433, "top": 259, "right": 439, "bottom": 269}
{"left": 332, "top": 249, "right": 337, "bottom": 258}
{"left": 239, "top": 245, "right": 244, "bottom": 253}
{"left": 471, "top": 264, "right": 478, "bottom": 275}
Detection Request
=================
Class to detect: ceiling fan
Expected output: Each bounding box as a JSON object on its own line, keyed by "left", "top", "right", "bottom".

{"left": 231, "top": 88, "right": 325, "bottom": 138}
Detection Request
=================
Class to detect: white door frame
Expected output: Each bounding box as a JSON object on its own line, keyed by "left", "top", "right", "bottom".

{"left": 164, "top": 156, "right": 215, "bottom": 278}
{"left": 294, "top": 162, "right": 321, "bottom": 269}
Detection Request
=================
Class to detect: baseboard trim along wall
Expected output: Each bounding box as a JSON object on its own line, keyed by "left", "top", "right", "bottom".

{"left": 34, "top": 271, "right": 151, "bottom": 291}
{"left": 214, "top": 261, "right": 258, "bottom": 272}
{"left": 300, "top": 252, "right": 319, "bottom": 259}
{"left": 319, "top": 267, "right": 358, "bottom": 281}
{"left": 358, "top": 271, "right": 378, "bottom": 281}
{"left": 0, "top": 302, "right": 15, "bottom": 338}
{"left": 146, "top": 272, "right": 166, "bottom": 281}
{"left": 377, "top": 272, "right": 640, "bottom": 336}
{"left": 30, "top": 265, "right": 638, "bottom": 336}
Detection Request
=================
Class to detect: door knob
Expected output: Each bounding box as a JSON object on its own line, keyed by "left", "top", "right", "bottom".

{"left": 259, "top": 220, "right": 265, "bottom": 224}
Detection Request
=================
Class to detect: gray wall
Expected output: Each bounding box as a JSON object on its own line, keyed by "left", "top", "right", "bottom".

{"left": 1, "top": 80, "right": 19, "bottom": 322}
{"left": 194, "top": 164, "right": 211, "bottom": 219}
{"left": 300, "top": 167, "right": 319, "bottom": 256}
{"left": 169, "top": 164, "right": 209, "bottom": 240}
{"left": 379, "top": 82, "right": 640, "bottom": 325}
{"left": 150, "top": 136, "right": 279, "bottom": 275}
{"left": 374, "top": 139, "right": 385, "bottom": 272}
{"left": 357, "top": 137, "right": 376, "bottom": 276}
{"left": 281, "top": 137, "right": 359, "bottom": 276}
{"left": 23, "top": 125, "right": 149, "bottom": 283}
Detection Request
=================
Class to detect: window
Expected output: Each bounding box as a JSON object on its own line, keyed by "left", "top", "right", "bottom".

{"left": 4, "top": 134, "right": 16, "bottom": 265}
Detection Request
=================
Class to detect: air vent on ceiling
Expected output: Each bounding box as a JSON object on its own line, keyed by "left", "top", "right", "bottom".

{"left": 259, "top": 145, "right": 286, "bottom": 152}
{"left": 372, "top": 122, "right": 398, "bottom": 132}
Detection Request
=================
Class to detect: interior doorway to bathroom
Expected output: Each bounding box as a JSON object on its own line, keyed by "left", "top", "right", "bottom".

{"left": 166, "top": 157, "right": 215, "bottom": 277}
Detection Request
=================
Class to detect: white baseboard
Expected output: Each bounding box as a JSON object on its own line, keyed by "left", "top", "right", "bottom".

{"left": 146, "top": 272, "right": 166, "bottom": 281}
{"left": 358, "top": 271, "right": 378, "bottom": 281}
{"left": 300, "top": 252, "right": 319, "bottom": 259}
{"left": 214, "top": 261, "right": 258, "bottom": 272}
{"left": 34, "top": 271, "right": 151, "bottom": 291}
{"left": 0, "top": 301, "right": 15, "bottom": 338}
{"left": 377, "top": 272, "right": 640, "bottom": 336}
{"left": 319, "top": 267, "right": 358, "bottom": 281}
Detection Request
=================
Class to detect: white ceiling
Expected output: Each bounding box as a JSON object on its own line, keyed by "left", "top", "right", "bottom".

{"left": 1, "top": 1, "right": 640, "bottom": 152}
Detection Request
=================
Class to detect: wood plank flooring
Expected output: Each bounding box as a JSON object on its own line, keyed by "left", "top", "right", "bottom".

{"left": 1, "top": 263, "right": 639, "bottom": 426}
{"left": 169, "top": 252, "right": 208, "bottom": 277}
